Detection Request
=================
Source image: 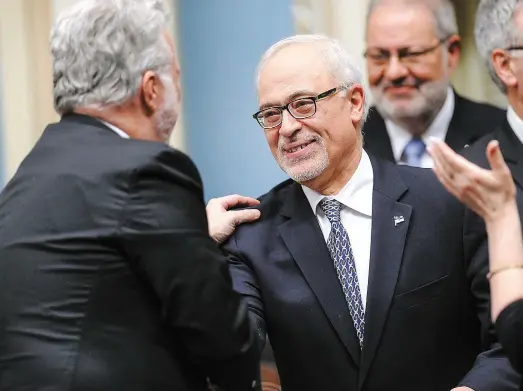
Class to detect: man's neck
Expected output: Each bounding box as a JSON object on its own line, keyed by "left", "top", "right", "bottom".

{"left": 387, "top": 89, "right": 449, "bottom": 137}
{"left": 508, "top": 94, "right": 523, "bottom": 123}
{"left": 391, "top": 115, "right": 435, "bottom": 137}
{"left": 303, "top": 143, "right": 363, "bottom": 196}
{"left": 73, "top": 107, "right": 159, "bottom": 142}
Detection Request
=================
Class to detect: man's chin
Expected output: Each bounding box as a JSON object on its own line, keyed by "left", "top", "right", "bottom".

{"left": 375, "top": 97, "right": 427, "bottom": 120}
{"left": 283, "top": 164, "right": 324, "bottom": 184}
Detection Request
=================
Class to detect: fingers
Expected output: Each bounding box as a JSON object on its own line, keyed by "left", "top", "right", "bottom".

{"left": 486, "top": 140, "right": 510, "bottom": 174}
{"left": 229, "top": 209, "right": 261, "bottom": 226}
{"left": 430, "top": 139, "right": 499, "bottom": 189}
{"left": 433, "top": 158, "right": 490, "bottom": 218}
{"left": 432, "top": 161, "right": 461, "bottom": 200}
{"left": 428, "top": 140, "right": 456, "bottom": 182}
{"left": 429, "top": 139, "right": 476, "bottom": 177}
{"left": 208, "top": 194, "right": 260, "bottom": 210}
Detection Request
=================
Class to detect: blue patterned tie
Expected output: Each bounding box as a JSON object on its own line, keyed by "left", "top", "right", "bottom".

{"left": 401, "top": 137, "right": 426, "bottom": 167}
{"left": 319, "top": 198, "right": 365, "bottom": 348}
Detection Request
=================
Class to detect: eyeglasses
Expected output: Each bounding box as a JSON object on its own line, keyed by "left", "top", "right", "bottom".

{"left": 505, "top": 45, "right": 523, "bottom": 57}
{"left": 252, "top": 86, "right": 345, "bottom": 129}
{"left": 364, "top": 37, "right": 449, "bottom": 68}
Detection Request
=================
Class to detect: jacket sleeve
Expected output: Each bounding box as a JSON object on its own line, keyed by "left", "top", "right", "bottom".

{"left": 496, "top": 299, "right": 523, "bottom": 374}
{"left": 118, "top": 146, "right": 259, "bottom": 390}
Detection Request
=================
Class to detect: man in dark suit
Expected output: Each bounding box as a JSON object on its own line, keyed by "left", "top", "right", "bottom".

{"left": 463, "top": 0, "right": 523, "bottom": 168}
{"left": 363, "top": 0, "right": 505, "bottom": 167}
{"left": 207, "top": 35, "right": 520, "bottom": 391}
{"left": 0, "top": 1, "right": 261, "bottom": 390}
{"left": 462, "top": 0, "right": 523, "bottom": 259}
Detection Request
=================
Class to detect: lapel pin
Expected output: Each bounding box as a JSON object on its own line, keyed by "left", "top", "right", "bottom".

{"left": 393, "top": 215, "right": 405, "bottom": 226}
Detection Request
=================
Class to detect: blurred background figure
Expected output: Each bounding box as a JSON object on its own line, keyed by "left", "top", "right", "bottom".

{"left": 362, "top": 0, "right": 504, "bottom": 167}
{"left": 464, "top": 0, "right": 523, "bottom": 221}
{"left": 462, "top": 1, "right": 523, "bottom": 375}
{"left": 429, "top": 138, "right": 523, "bottom": 383}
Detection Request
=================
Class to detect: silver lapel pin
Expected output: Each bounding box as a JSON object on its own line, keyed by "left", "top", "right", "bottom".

{"left": 394, "top": 215, "right": 405, "bottom": 226}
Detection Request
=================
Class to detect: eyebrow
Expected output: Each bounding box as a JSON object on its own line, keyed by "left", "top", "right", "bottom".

{"left": 366, "top": 43, "right": 435, "bottom": 52}
{"left": 259, "top": 89, "right": 317, "bottom": 110}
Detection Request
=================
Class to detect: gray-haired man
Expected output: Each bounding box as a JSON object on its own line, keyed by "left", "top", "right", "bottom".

{"left": 363, "top": 0, "right": 505, "bottom": 167}
{"left": 464, "top": 2, "right": 523, "bottom": 342}
{"left": 0, "top": 1, "right": 261, "bottom": 390}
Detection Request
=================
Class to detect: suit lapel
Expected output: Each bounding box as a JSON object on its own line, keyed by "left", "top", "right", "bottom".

{"left": 444, "top": 92, "right": 470, "bottom": 151}
{"left": 364, "top": 108, "right": 395, "bottom": 162}
{"left": 359, "top": 157, "right": 412, "bottom": 388}
{"left": 278, "top": 183, "right": 362, "bottom": 365}
{"left": 497, "top": 119, "right": 523, "bottom": 190}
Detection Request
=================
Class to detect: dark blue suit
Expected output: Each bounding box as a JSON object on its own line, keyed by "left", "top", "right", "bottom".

{"left": 224, "top": 155, "right": 520, "bottom": 391}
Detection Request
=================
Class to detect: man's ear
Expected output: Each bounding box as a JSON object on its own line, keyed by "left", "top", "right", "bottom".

{"left": 492, "top": 49, "right": 518, "bottom": 89}
{"left": 348, "top": 84, "right": 365, "bottom": 125}
{"left": 446, "top": 34, "right": 461, "bottom": 74}
{"left": 140, "top": 70, "right": 161, "bottom": 117}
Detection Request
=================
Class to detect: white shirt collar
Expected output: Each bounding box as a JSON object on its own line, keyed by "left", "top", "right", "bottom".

{"left": 385, "top": 87, "right": 455, "bottom": 161}
{"left": 301, "top": 150, "right": 373, "bottom": 217}
{"left": 506, "top": 106, "right": 523, "bottom": 145}
{"left": 99, "top": 119, "right": 130, "bottom": 139}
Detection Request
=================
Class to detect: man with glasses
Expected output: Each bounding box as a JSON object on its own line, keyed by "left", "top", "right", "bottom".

{"left": 207, "top": 34, "right": 519, "bottom": 391}
{"left": 464, "top": 0, "right": 523, "bottom": 311}
{"left": 363, "top": 0, "right": 504, "bottom": 167}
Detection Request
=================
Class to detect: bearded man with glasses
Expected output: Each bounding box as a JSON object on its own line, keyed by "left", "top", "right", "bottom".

{"left": 206, "top": 34, "right": 519, "bottom": 391}
{"left": 362, "top": 0, "right": 504, "bottom": 168}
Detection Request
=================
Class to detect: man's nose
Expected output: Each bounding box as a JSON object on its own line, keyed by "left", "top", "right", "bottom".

{"left": 384, "top": 56, "right": 409, "bottom": 81}
{"left": 279, "top": 110, "right": 301, "bottom": 137}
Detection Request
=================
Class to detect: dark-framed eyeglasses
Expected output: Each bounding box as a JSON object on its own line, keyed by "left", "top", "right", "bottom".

{"left": 505, "top": 45, "right": 523, "bottom": 52}
{"left": 252, "top": 86, "right": 345, "bottom": 129}
{"left": 364, "top": 37, "right": 449, "bottom": 67}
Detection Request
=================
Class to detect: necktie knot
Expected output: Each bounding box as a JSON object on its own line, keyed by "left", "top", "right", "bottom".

{"left": 319, "top": 198, "right": 342, "bottom": 223}
{"left": 401, "top": 137, "right": 426, "bottom": 167}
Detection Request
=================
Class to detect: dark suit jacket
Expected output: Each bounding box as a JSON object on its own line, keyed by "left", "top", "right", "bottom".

{"left": 0, "top": 114, "right": 259, "bottom": 391}
{"left": 363, "top": 92, "right": 505, "bottom": 162}
{"left": 224, "top": 155, "right": 520, "bottom": 391}
{"left": 497, "top": 299, "right": 523, "bottom": 380}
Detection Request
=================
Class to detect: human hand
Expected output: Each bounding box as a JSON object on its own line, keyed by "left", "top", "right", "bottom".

{"left": 206, "top": 194, "right": 261, "bottom": 244}
{"left": 428, "top": 139, "right": 516, "bottom": 224}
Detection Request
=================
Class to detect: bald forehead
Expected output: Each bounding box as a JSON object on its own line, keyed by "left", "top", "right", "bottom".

{"left": 257, "top": 43, "right": 337, "bottom": 107}
{"left": 366, "top": 2, "right": 438, "bottom": 44}
{"left": 258, "top": 43, "right": 330, "bottom": 84}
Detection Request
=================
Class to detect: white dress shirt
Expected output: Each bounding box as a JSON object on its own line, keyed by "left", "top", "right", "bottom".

{"left": 301, "top": 150, "right": 373, "bottom": 309}
{"left": 100, "top": 119, "right": 130, "bottom": 139}
{"left": 507, "top": 105, "right": 523, "bottom": 145}
{"left": 385, "top": 87, "right": 455, "bottom": 168}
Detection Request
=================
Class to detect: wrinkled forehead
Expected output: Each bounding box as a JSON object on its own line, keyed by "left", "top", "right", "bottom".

{"left": 514, "top": 4, "right": 523, "bottom": 33}
{"left": 366, "top": 3, "right": 438, "bottom": 47}
{"left": 257, "top": 44, "right": 336, "bottom": 105}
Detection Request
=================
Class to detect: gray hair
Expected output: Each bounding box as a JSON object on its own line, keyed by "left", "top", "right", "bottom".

{"left": 51, "top": 0, "right": 173, "bottom": 114}
{"left": 255, "top": 34, "right": 370, "bottom": 124}
{"left": 366, "top": 0, "right": 458, "bottom": 39}
{"left": 475, "top": 0, "right": 523, "bottom": 94}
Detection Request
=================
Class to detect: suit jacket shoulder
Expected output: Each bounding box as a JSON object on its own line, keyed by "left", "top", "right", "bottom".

{"left": 23, "top": 114, "right": 204, "bottom": 194}
{"left": 451, "top": 94, "right": 505, "bottom": 144}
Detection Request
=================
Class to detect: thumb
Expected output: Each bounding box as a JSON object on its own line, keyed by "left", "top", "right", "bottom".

{"left": 486, "top": 140, "right": 507, "bottom": 172}
{"left": 229, "top": 209, "right": 261, "bottom": 227}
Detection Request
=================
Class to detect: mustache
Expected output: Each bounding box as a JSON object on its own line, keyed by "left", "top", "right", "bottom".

{"left": 278, "top": 134, "right": 321, "bottom": 150}
{"left": 378, "top": 78, "right": 423, "bottom": 89}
